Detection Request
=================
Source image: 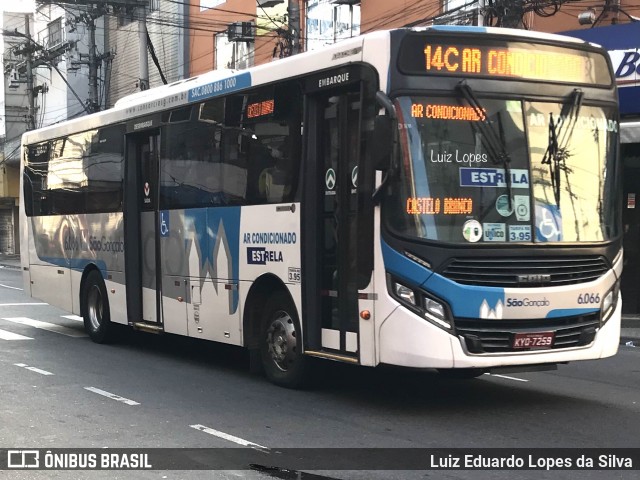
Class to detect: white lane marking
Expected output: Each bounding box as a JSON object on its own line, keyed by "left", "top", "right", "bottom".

{"left": 1, "top": 317, "right": 87, "bottom": 338}
{"left": 0, "top": 303, "right": 47, "bottom": 306}
{"left": 0, "top": 283, "right": 23, "bottom": 291}
{"left": 0, "top": 328, "right": 33, "bottom": 340}
{"left": 190, "top": 424, "right": 269, "bottom": 452}
{"left": 485, "top": 373, "right": 529, "bottom": 382}
{"left": 84, "top": 387, "right": 140, "bottom": 406}
{"left": 61, "top": 315, "right": 84, "bottom": 322}
{"left": 14, "top": 363, "right": 54, "bottom": 376}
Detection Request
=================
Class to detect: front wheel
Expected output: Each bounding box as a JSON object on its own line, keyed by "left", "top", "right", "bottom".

{"left": 82, "top": 270, "right": 116, "bottom": 344}
{"left": 260, "top": 291, "right": 307, "bottom": 388}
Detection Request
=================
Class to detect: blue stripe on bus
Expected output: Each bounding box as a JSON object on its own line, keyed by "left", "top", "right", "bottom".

{"left": 184, "top": 207, "right": 241, "bottom": 314}
{"left": 429, "top": 25, "right": 488, "bottom": 33}
{"left": 381, "top": 244, "right": 602, "bottom": 320}
{"left": 380, "top": 239, "right": 433, "bottom": 288}
{"left": 38, "top": 257, "right": 109, "bottom": 278}
{"left": 546, "top": 308, "right": 599, "bottom": 319}
{"left": 187, "top": 73, "right": 252, "bottom": 103}
{"left": 380, "top": 239, "right": 506, "bottom": 317}
{"left": 423, "top": 271, "right": 505, "bottom": 318}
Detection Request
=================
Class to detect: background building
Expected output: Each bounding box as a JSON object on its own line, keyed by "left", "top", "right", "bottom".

{"left": 105, "top": 0, "right": 187, "bottom": 107}
{"left": 2, "top": 10, "right": 34, "bottom": 254}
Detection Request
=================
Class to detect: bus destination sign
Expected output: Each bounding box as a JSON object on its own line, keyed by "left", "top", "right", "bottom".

{"left": 398, "top": 36, "right": 612, "bottom": 85}
{"left": 406, "top": 197, "right": 473, "bottom": 215}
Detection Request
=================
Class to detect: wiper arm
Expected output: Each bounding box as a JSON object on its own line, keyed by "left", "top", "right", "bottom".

{"left": 541, "top": 113, "right": 561, "bottom": 206}
{"left": 457, "top": 80, "right": 513, "bottom": 210}
{"left": 562, "top": 88, "right": 584, "bottom": 122}
{"left": 541, "top": 88, "right": 583, "bottom": 209}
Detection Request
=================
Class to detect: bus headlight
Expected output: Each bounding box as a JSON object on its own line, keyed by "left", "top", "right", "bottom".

{"left": 601, "top": 280, "right": 620, "bottom": 325}
{"left": 424, "top": 297, "right": 451, "bottom": 329}
{"left": 425, "top": 297, "right": 445, "bottom": 319}
{"left": 388, "top": 275, "right": 452, "bottom": 331}
{"left": 394, "top": 282, "right": 416, "bottom": 306}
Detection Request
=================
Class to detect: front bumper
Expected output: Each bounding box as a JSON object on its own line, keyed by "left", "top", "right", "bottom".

{"left": 377, "top": 295, "right": 621, "bottom": 369}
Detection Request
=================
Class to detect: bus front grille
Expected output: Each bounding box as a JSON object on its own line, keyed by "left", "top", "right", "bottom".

{"left": 454, "top": 312, "right": 601, "bottom": 353}
{"left": 440, "top": 256, "right": 608, "bottom": 287}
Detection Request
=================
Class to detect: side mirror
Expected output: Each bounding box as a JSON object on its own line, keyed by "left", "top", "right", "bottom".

{"left": 372, "top": 115, "right": 393, "bottom": 170}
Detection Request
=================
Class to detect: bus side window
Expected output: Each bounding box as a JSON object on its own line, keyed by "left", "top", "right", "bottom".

{"left": 161, "top": 108, "right": 224, "bottom": 209}
{"left": 263, "top": 140, "right": 291, "bottom": 203}
{"left": 26, "top": 128, "right": 125, "bottom": 216}
{"left": 25, "top": 142, "right": 52, "bottom": 216}
{"left": 88, "top": 125, "right": 125, "bottom": 213}
{"left": 245, "top": 137, "right": 276, "bottom": 203}
{"left": 219, "top": 130, "right": 248, "bottom": 204}
{"left": 241, "top": 82, "right": 302, "bottom": 205}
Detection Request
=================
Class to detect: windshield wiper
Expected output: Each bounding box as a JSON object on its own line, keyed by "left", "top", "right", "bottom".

{"left": 541, "top": 88, "right": 583, "bottom": 209}
{"left": 457, "top": 80, "right": 513, "bottom": 210}
{"left": 541, "top": 113, "right": 561, "bottom": 207}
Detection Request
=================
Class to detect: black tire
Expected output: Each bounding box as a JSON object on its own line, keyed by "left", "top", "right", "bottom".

{"left": 437, "top": 368, "right": 486, "bottom": 379}
{"left": 260, "top": 291, "right": 307, "bottom": 388}
{"left": 82, "top": 270, "right": 116, "bottom": 344}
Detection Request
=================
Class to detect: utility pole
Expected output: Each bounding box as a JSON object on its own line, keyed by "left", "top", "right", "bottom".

{"left": 46, "top": 0, "right": 149, "bottom": 91}
{"left": 496, "top": 0, "right": 525, "bottom": 28}
{"left": 24, "top": 14, "right": 36, "bottom": 130}
{"left": 66, "top": 3, "right": 114, "bottom": 112}
{"left": 287, "top": 0, "right": 300, "bottom": 55}
{"left": 87, "top": 11, "right": 99, "bottom": 112}
{"left": 138, "top": 3, "right": 148, "bottom": 90}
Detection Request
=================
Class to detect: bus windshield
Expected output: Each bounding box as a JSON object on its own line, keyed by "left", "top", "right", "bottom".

{"left": 384, "top": 96, "right": 619, "bottom": 244}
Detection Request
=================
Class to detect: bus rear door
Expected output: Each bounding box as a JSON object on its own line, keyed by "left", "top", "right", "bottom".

{"left": 124, "top": 126, "right": 164, "bottom": 330}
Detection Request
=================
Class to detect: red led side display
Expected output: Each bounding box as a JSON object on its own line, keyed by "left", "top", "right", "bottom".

{"left": 247, "top": 99, "right": 275, "bottom": 119}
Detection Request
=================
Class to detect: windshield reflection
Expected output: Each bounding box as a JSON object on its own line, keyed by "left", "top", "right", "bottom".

{"left": 528, "top": 101, "right": 618, "bottom": 242}
{"left": 383, "top": 96, "right": 619, "bottom": 244}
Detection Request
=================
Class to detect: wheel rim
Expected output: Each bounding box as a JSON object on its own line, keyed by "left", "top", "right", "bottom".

{"left": 87, "top": 284, "right": 104, "bottom": 331}
{"left": 265, "top": 310, "right": 297, "bottom": 372}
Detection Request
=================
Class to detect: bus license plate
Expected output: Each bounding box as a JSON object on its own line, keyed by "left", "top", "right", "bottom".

{"left": 512, "top": 332, "right": 554, "bottom": 349}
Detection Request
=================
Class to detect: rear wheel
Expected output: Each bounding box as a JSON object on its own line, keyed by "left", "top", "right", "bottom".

{"left": 82, "top": 270, "right": 115, "bottom": 344}
{"left": 437, "top": 368, "right": 485, "bottom": 379}
{"left": 260, "top": 291, "right": 307, "bottom": 388}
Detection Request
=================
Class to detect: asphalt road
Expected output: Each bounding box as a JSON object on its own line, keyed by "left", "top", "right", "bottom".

{"left": 0, "top": 265, "right": 638, "bottom": 480}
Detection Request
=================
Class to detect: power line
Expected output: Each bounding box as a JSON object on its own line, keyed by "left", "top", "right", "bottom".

{"left": 7, "top": 0, "right": 602, "bottom": 135}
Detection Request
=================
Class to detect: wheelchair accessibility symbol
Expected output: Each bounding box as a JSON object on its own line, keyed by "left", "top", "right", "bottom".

{"left": 160, "top": 211, "right": 170, "bottom": 237}
{"left": 535, "top": 205, "right": 561, "bottom": 242}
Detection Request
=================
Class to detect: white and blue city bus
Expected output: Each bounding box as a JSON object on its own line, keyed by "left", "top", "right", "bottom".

{"left": 20, "top": 26, "right": 622, "bottom": 387}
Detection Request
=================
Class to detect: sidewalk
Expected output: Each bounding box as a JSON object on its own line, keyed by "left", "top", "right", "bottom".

{"left": 0, "top": 252, "right": 638, "bottom": 346}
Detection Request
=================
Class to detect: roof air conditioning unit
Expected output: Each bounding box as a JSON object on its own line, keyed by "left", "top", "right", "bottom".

{"left": 227, "top": 22, "right": 254, "bottom": 42}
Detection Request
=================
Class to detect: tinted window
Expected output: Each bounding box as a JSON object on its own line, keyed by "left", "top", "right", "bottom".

{"left": 24, "top": 125, "right": 124, "bottom": 216}
{"left": 160, "top": 101, "right": 244, "bottom": 209}
{"left": 159, "top": 83, "right": 302, "bottom": 209}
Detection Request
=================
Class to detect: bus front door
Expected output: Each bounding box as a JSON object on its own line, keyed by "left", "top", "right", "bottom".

{"left": 303, "top": 90, "right": 362, "bottom": 360}
{"left": 124, "top": 131, "right": 163, "bottom": 328}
